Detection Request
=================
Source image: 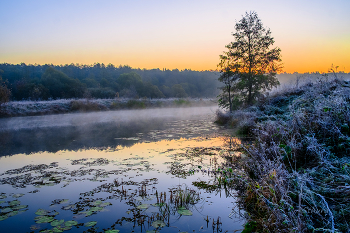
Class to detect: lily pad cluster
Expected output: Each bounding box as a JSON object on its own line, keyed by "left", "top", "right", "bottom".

{"left": 0, "top": 195, "right": 28, "bottom": 221}
{"left": 78, "top": 199, "right": 112, "bottom": 217}
{"left": 71, "top": 158, "right": 111, "bottom": 166}
{"left": 33, "top": 208, "right": 80, "bottom": 232}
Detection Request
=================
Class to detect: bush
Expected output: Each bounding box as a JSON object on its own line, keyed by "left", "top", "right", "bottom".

{"left": 126, "top": 100, "right": 146, "bottom": 109}
{"left": 173, "top": 99, "right": 190, "bottom": 106}
{"left": 215, "top": 110, "right": 231, "bottom": 125}
{"left": 70, "top": 100, "right": 106, "bottom": 112}
{"left": 225, "top": 77, "right": 350, "bottom": 232}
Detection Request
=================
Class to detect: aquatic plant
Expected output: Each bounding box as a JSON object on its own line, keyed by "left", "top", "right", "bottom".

{"left": 168, "top": 185, "right": 201, "bottom": 209}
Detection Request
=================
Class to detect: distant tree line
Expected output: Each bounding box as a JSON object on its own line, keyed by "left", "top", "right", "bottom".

{"left": 0, "top": 63, "right": 221, "bottom": 101}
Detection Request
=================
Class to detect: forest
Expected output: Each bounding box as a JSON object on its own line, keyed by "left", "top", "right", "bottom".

{"left": 0, "top": 63, "right": 221, "bottom": 101}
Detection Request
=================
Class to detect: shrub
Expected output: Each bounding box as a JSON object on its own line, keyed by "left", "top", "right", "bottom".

{"left": 126, "top": 100, "right": 146, "bottom": 109}
{"left": 70, "top": 100, "right": 106, "bottom": 112}
{"left": 226, "top": 76, "right": 350, "bottom": 232}
{"left": 173, "top": 99, "right": 190, "bottom": 106}
{"left": 215, "top": 110, "right": 231, "bottom": 125}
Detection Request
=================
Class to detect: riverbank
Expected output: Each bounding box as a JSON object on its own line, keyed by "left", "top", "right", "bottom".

{"left": 0, "top": 98, "right": 216, "bottom": 118}
{"left": 218, "top": 76, "right": 350, "bottom": 232}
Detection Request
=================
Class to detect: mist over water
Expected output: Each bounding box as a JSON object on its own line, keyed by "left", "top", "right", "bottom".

{"left": 0, "top": 106, "right": 218, "bottom": 131}
{"left": 0, "top": 106, "right": 220, "bottom": 156}
{"left": 0, "top": 105, "right": 245, "bottom": 233}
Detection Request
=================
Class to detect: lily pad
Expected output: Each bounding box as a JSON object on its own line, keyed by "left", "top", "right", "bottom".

{"left": 177, "top": 207, "right": 192, "bottom": 216}
{"left": 62, "top": 204, "right": 75, "bottom": 210}
{"left": 64, "top": 220, "right": 78, "bottom": 227}
{"left": 40, "top": 230, "right": 53, "bottom": 233}
{"left": 100, "top": 202, "right": 111, "bottom": 207}
{"left": 85, "top": 221, "right": 97, "bottom": 227}
{"left": 136, "top": 204, "right": 149, "bottom": 209}
{"left": 12, "top": 193, "right": 24, "bottom": 198}
{"left": 0, "top": 215, "right": 9, "bottom": 221}
{"left": 53, "top": 226, "right": 71, "bottom": 232}
{"left": 7, "top": 211, "right": 19, "bottom": 217}
{"left": 151, "top": 220, "right": 166, "bottom": 228}
{"left": 12, "top": 205, "right": 28, "bottom": 210}
{"left": 105, "top": 230, "right": 120, "bottom": 233}
{"left": 52, "top": 227, "right": 64, "bottom": 233}
{"left": 35, "top": 216, "right": 55, "bottom": 223}
{"left": 1, "top": 208, "right": 13, "bottom": 213}
{"left": 35, "top": 209, "right": 49, "bottom": 215}
{"left": 0, "top": 195, "right": 6, "bottom": 199}
{"left": 52, "top": 226, "right": 71, "bottom": 232}
{"left": 90, "top": 200, "right": 102, "bottom": 206}
{"left": 59, "top": 199, "right": 69, "bottom": 204}
{"left": 0, "top": 201, "right": 5, "bottom": 204}
{"left": 51, "top": 219, "right": 64, "bottom": 227}
{"left": 79, "top": 210, "right": 94, "bottom": 217}
{"left": 9, "top": 200, "right": 20, "bottom": 206}
{"left": 90, "top": 206, "right": 103, "bottom": 212}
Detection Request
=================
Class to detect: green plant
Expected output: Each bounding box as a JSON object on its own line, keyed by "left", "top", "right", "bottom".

{"left": 173, "top": 99, "right": 190, "bottom": 106}
{"left": 126, "top": 100, "right": 146, "bottom": 109}
{"left": 218, "top": 11, "right": 282, "bottom": 109}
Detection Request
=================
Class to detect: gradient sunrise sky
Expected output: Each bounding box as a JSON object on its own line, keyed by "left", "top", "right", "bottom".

{"left": 0, "top": 0, "right": 349, "bottom": 73}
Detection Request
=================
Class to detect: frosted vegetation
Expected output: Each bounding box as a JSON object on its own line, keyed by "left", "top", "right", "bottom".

{"left": 216, "top": 74, "right": 350, "bottom": 232}
{"left": 0, "top": 98, "right": 214, "bottom": 117}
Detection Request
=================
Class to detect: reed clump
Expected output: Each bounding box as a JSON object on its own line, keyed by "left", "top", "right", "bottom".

{"left": 223, "top": 75, "right": 350, "bottom": 232}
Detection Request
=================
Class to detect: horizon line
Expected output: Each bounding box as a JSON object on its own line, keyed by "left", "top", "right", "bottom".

{"left": 0, "top": 62, "right": 348, "bottom": 75}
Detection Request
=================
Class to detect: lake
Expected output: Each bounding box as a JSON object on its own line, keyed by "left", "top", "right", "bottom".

{"left": 0, "top": 106, "right": 244, "bottom": 233}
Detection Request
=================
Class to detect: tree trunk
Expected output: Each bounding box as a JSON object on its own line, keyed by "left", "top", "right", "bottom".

{"left": 228, "top": 84, "right": 232, "bottom": 112}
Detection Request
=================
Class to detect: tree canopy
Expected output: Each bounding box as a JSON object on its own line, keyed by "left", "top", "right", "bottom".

{"left": 0, "top": 63, "right": 221, "bottom": 101}
{"left": 0, "top": 70, "right": 11, "bottom": 105}
{"left": 218, "top": 11, "right": 282, "bottom": 111}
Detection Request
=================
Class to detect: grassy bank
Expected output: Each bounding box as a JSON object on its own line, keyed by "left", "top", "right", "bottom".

{"left": 217, "top": 75, "right": 350, "bottom": 232}
{"left": 0, "top": 98, "right": 215, "bottom": 118}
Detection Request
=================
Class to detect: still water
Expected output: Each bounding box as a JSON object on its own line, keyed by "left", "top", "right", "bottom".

{"left": 0, "top": 106, "right": 244, "bottom": 233}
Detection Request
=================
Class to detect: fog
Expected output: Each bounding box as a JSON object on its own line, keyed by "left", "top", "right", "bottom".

{"left": 0, "top": 106, "right": 218, "bottom": 131}
{"left": 0, "top": 106, "right": 220, "bottom": 157}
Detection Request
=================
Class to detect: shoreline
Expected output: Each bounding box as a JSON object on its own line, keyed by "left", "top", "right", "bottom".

{"left": 0, "top": 98, "right": 216, "bottom": 118}
{"left": 216, "top": 77, "right": 350, "bottom": 232}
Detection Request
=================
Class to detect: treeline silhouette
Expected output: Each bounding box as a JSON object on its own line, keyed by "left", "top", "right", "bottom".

{"left": 0, "top": 63, "right": 221, "bottom": 101}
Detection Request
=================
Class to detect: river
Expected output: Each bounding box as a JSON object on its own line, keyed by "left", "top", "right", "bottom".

{"left": 0, "top": 106, "right": 244, "bottom": 233}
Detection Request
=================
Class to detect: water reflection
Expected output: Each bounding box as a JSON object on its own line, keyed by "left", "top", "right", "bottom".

{"left": 0, "top": 107, "right": 244, "bottom": 232}
{"left": 0, "top": 107, "right": 219, "bottom": 157}
{"left": 0, "top": 137, "right": 244, "bottom": 232}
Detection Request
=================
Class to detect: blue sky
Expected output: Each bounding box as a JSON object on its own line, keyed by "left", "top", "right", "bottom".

{"left": 1, "top": 0, "right": 349, "bottom": 72}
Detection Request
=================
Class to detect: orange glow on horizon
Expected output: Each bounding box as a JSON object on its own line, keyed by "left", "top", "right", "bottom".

{"left": 1, "top": 38, "right": 349, "bottom": 74}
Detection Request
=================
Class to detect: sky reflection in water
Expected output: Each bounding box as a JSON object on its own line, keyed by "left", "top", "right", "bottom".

{"left": 0, "top": 107, "right": 244, "bottom": 233}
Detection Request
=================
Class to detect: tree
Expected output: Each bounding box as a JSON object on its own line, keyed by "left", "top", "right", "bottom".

{"left": 0, "top": 70, "right": 11, "bottom": 105}
{"left": 218, "top": 11, "right": 282, "bottom": 110}
{"left": 171, "top": 84, "right": 187, "bottom": 98}
{"left": 41, "top": 67, "right": 85, "bottom": 99}
{"left": 217, "top": 68, "right": 239, "bottom": 112}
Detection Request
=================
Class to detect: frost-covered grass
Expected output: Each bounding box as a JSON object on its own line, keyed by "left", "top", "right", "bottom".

{"left": 219, "top": 74, "right": 350, "bottom": 232}
{"left": 0, "top": 98, "right": 215, "bottom": 118}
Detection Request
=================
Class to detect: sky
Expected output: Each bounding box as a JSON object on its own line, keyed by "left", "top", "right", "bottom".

{"left": 0, "top": 0, "right": 349, "bottom": 73}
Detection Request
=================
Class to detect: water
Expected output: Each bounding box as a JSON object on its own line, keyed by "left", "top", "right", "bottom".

{"left": 0, "top": 106, "right": 244, "bottom": 233}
